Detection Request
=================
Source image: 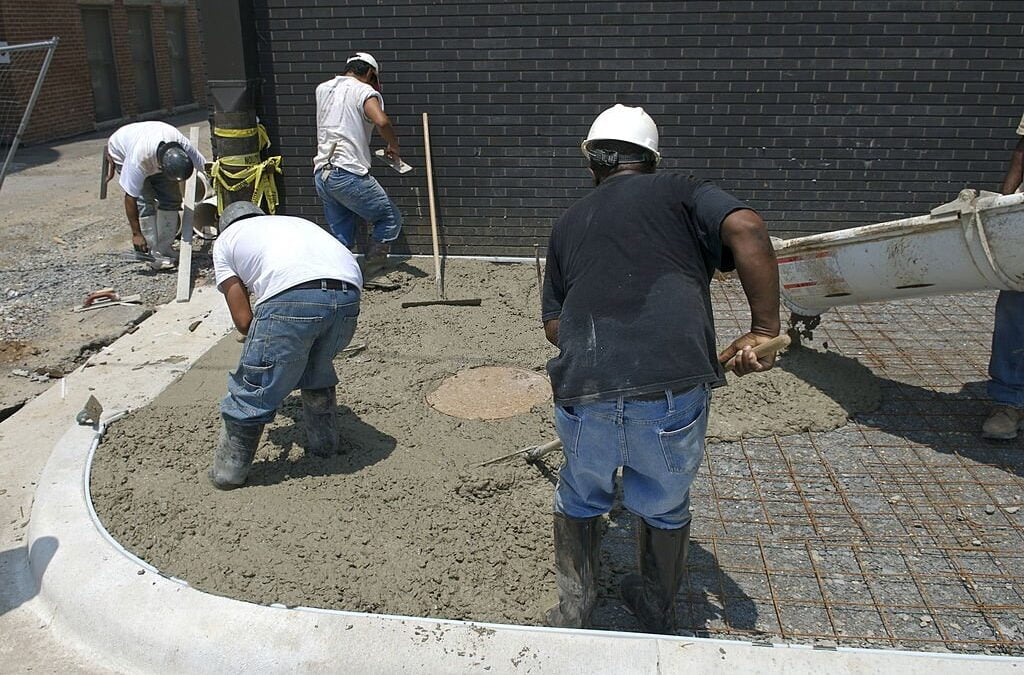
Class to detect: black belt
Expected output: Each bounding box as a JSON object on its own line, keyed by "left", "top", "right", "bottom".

{"left": 289, "top": 279, "right": 352, "bottom": 292}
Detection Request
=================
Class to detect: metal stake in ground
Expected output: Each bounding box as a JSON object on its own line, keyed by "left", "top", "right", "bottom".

{"left": 400, "top": 113, "right": 481, "bottom": 309}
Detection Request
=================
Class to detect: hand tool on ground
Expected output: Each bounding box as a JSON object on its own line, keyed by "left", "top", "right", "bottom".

{"left": 722, "top": 333, "right": 792, "bottom": 373}
{"left": 478, "top": 438, "right": 563, "bottom": 467}
{"left": 72, "top": 289, "right": 142, "bottom": 313}
{"left": 364, "top": 279, "right": 401, "bottom": 291}
{"left": 76, "top": 394, "right": 103, "bottom": 426}
{"left": 401, "top": 113, "right": 482, "bottom": 310}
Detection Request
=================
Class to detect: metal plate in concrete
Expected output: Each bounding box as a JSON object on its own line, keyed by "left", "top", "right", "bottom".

{"left": 426, "top": 366, "right": 550, "bottom": 419}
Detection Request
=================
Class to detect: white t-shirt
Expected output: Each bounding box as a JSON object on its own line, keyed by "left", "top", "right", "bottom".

{"left": 313, "top": 76, "right": 382, "bottom": 175}
{"left": 107, "top": 121, "right": 207, "bottom": 198}
{"left": 212, "top": 215, "right": 363, "bottom": 305}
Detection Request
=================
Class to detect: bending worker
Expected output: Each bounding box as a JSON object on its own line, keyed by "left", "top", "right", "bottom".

{"left": 104, "top": 120, "right": 207, "bottom": 270}
{"left": 541, "top": 105, "right": 780, "bottom": 633}
{"left": 313, "top": 52, "right": 403, "bottom": 278}
{"left": 208, "top": 201, "right": 362, "bottom": 490}
{"left": 983, "top": 112, "right": 1024, "bottom": 440}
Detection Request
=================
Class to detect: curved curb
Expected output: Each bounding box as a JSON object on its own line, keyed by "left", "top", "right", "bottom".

{"left": 11, "top": 287, "right": 1024, "bottom": 673}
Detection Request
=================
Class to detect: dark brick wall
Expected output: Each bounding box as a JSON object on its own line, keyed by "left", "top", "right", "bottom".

{"left": 0, "top": 1, "right": 207, "bottom": 145}
{"left": 251, "top": 1, "right": 1024, "bottom": 255}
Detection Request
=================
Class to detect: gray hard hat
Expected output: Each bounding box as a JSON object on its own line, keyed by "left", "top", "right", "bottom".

{"left": 157, "top": 142, "right": 195, "bottom": 181}
{"left": 218, "top": 200, "right": 264, "bottom": 234}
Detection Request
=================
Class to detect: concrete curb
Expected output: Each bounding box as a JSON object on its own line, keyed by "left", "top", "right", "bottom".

{"left": 4, "top": 286, "right": 1023, "bottom": 672}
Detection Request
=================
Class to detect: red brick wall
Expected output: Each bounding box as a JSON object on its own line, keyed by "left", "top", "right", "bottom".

{"left": 0, "top": 1, "right": 207, "bottom": 145}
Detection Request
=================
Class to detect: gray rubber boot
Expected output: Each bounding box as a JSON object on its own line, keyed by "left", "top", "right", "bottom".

{"left": 301, "top": 387, "right": 339, "bottom": 457}
{"left": 150, "top": 210, "right": 179, "bottom": 270}
{"left": 619, "top": 518, "right": 690, "bottom": 634}
{"left": 208, "top": 418, "right": 264, "bottom": 490}
{"left": 361, "top": 241, "right": 390, "bottom": 279}
{"left": 544, "top": 513, "right": 602, "bottom": 628}
{"left": 139, "top": 214, "right": 158, "bottom": 257}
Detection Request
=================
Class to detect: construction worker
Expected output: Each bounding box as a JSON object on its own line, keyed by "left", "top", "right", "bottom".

{"left": 983, "top": 113, "right": 1024, "bottom": 439}
{"left": 541, "top": 105, "right": 780, "bottom": 633}
{"left": 208, "top": 201, "right": 362, "bottom": 490}
{"left": 104, "top": 120, "right": 207, "bottom": 270}
{"left": 313, "top": 52, "right": 403, "bottom": 277}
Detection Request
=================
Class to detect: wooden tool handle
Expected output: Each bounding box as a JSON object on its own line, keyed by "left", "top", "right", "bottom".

{"left": 422, "top": 112, "right": 443, "bottom": 299}
{"left": 723, "top": 333, "right": 791, "bottom": 372}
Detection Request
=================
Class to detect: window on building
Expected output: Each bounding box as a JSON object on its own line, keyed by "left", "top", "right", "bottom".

{"left": 164, "top": 7, "right": 193, "bottom": 107}
{"left": 80, "top": 8, "right": 122, "bottom": 122}
{"left": 126, "top": 8, "right": 160, "bottom": 112}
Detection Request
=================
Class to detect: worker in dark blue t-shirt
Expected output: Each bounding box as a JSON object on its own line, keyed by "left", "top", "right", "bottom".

{"left": 541, "top": 104, "right": 781, "bottom": 634}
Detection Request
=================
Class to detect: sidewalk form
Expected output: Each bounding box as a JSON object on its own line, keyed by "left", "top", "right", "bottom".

{"left": 0, "top": 287, "right": 1022, "bottom": 674}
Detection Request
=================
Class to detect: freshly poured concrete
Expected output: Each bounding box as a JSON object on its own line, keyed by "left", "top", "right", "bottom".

{"left": 1, "top": 260, "right": 1020, "bottom": 672}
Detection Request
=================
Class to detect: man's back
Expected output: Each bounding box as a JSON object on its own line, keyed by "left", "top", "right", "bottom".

{"left": 543, "top": 172, "right": 748, "bottom": 404}
{"left": 213, "top": 215, "right": 362, "bottom": 304}
{"left": 313, "top": 76, "right": 381, "bottom": 175}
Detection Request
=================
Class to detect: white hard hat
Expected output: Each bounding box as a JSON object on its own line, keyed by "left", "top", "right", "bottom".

{"left": 581, "top": 104, "right": 661, "bottom": 164}
{"left": 347, "top": 52, "right": 379, "bottom": 72}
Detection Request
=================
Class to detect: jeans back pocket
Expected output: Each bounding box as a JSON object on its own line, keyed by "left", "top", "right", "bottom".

{"left": 553, "top": 405, "right": 583, "bottom": 457}
{"left": 656, "top": 400, "right": 709, "bottom": 474}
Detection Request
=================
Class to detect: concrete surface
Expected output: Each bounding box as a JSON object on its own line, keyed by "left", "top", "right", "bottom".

{"left": 0, "top": 274, "right": 1020, "bottom": 673}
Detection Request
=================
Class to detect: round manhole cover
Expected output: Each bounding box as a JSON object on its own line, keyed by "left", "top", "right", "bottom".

{"left": 427, "top": 366, "right": 551, "bottom": 420}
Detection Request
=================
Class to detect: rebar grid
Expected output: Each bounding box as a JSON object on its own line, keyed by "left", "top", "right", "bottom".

{"left": 679, "top": 283, "right": 1024, "bottom": 654}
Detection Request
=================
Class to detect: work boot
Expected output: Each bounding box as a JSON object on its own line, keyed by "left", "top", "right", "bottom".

{"left": 149, "top": 210, "right": 179, "bottom": 270}
{"left": 544, "top": 513, "right": 602, "bottom": 628}
{"left": 208, "top": 418, "right": 264, "bottom": 490}
{"left": 620, "top": 518, "right": 691, "bottom": 634}
{"left": 982, "top": 404, "right": 1024, "bottom": 440}
{"left": 301, "top": 387, "right": 339, "bottom": 457}
{"left": 361, "top": 241, "right": 390, "bottom": 279}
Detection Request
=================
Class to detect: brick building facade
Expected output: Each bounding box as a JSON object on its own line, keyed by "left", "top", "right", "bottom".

{"left": 248, "top": 1, "right": 1024, "bottom": 255}
{"left": 0, "top": 0, "right": 206, "bottom": 145}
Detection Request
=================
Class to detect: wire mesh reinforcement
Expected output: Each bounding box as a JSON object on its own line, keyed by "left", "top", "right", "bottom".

{"left": 591, "top": 285, "right": 1024, "bottom": 655}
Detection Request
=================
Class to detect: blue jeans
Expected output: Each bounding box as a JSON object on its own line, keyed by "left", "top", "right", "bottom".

{"left": 313, "top": 167, "right": 401, "bottom": 249}
{"left": 553, "top": 385, "right": 710, "bottom": 530}
{"left": 137, "top": 172, "right": 183, "bottom": 217}
{"left": 989, "top": 290, "right": 1024, "bottom": 408}
{"left": 220, "top": 285, "right": 360, "bottom": 425}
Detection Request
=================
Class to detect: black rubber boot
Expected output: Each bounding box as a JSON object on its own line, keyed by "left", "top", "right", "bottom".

{"left": 361, "top": 241, "right": 390, "bottom": 279}
{"left": 544, "top": 513, "right": 602, "bottom": 628}
{"left": 301, "top": 387, "right": 339, "bottom": 457}
{"left": 619, "top": 518, "right": 690, "bottom": 634}
{"left": 207, "top": 418, "right": 264, "bottom": 490}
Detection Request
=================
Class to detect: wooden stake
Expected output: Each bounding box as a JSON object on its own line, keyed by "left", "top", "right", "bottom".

{"left": 175, "top": 125, "right": 200, "bottom": 302}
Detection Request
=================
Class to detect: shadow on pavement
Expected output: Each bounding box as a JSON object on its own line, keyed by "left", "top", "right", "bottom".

{"left": 0, "top": 536, "right": 57, "bottom": 616}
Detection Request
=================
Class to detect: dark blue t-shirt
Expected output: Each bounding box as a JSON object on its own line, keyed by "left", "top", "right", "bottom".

{"left": 541, "top": 172, "right": 750, "bottom": 405}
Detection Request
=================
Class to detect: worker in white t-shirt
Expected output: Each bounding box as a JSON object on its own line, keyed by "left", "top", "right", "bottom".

{"left": 104, "top": 121, "right": 208, "bottom": 270}
{"left": 313, "top": 52, "right": 403, "bottom": 278}
{"left": 208, "top": 201, "right": 363, "bottom": 490}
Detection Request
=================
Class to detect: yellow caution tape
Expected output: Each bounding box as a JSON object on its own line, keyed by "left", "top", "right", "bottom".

{"left": 213, "top": 124, "right": 271, "bottom": 150}
{"left": 210, "top": 154, "right": 282, "bottom": 215}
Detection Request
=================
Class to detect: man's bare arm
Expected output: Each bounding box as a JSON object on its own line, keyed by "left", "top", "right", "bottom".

{"left": 717, "top": 209, "right": 781, "bottom": 376}
{"left": 123, "top": 194, "right": 148, "bottom": 253}
{"left": 544, "top": 318, "right": 560, "bottom": 347}
{"left": 1001, "top": 137, "right": 1024, "bottom": 195}
{"left": 363, "top": 96, "right": 400, "bottom": 161}
{"left": 220, "top": 277, "right": 254, "bottom": 335}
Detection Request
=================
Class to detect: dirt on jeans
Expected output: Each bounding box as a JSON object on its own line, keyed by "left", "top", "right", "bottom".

{"left": 89, "top": 258, "right": 880, "bottom": 624}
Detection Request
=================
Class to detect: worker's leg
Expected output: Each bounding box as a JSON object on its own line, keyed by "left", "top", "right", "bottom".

{"left": 147, "top": 174, "right": 182, "bottom": 269}
{"left": 984, "top": 290, "right": 1024, "bottom": 439}
{"left": 295, "top": 284, "right": 360, "bottom": 457}
{"left": 136, "top": 179, "right": 159, "bottom": 255}
{"left": 318, "top": 167, "right": 401, "bottom": 245}
{"left": 618, "top": 385, "right": 709, "bottom": 634}
{"left": 546, "top": 398, "right": 620, "bottom": 628}
{"left": 214, "top": 288, "right": 327, "bottom": 488}
{"left": 314, "top": 169, "right": 360, "bottom": 249}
